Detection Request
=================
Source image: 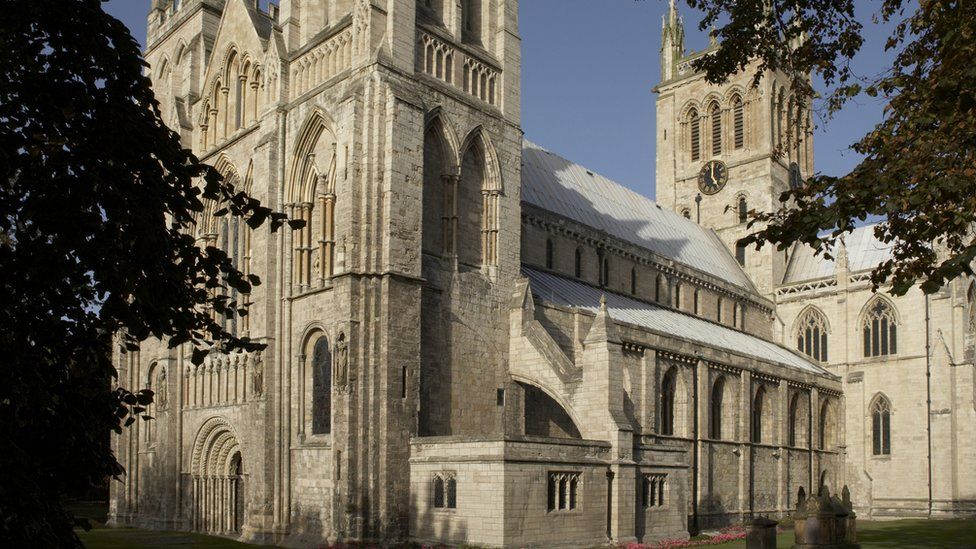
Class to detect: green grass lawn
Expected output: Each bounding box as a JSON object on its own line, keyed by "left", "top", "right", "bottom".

{"left": 72, "top": 501, "right": 270, "bottom": 548}
{"left": 72, "top": 501, "right": 976, "bottom": 549}
{"left": 707, "top": 519, "right": 976, "bottom": 549}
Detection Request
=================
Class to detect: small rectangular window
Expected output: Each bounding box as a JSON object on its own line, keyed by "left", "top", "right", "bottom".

{"left": 433, "top": 473, "right": 457, "bottom": 509}
{"left": 547, "top": 472, "right": 581, "bottom": 511}
{"left": 642, "top": 474, "right": 667, "bottom": 508}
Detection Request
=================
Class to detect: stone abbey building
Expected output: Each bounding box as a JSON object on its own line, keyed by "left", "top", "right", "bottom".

{"left": 110, "top": 0, "right": 976, "bottom": 546}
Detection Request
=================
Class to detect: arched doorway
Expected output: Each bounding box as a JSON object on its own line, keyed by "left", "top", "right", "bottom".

{"left": 190, "top": 418, "right": 246, "bottom": 535}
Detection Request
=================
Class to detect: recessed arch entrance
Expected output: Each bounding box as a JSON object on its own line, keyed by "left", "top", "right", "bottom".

{"left": 190, "top": 417, "right": 246, "bottom": 535}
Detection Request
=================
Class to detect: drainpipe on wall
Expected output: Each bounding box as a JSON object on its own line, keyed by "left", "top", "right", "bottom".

{"left": 925, "top": 294, "right": 933, "bottom": 518}
{"left": 691, "top": 354, "right": 701, "bottom": 534}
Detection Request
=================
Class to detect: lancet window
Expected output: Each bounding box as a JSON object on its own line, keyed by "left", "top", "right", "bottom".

{"left": 688, "top": 108, "right": 701, "bottom": 162}
{"left": 199, "top": 48, "right": 264, "bottom": 150}
{"left": 871, "top": 395, "right": 892, "bottom": 456}
{"left": 289, "top": 113, "right": 338, "bottom": 291}
{"left": 732, "top": 94, "right": 744, "bottom": 149}
{"left": 709, "top": 101, "right": 722, "bottom": 156}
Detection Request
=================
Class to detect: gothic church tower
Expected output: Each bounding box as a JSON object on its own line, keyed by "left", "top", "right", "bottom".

{"left": 126, "top": 0, "right": 522, "bottom": 544}
{"left": 654, "top": 0, "right": 812, "bottom": 297}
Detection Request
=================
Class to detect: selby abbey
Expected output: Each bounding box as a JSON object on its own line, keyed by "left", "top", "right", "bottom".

{"left": 110, "top": 0, "right": 976, "bottom": 546}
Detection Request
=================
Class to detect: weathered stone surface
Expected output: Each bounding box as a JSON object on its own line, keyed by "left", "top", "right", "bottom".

{"left": 110, "top": 1, "right": 976, "bottom": 548}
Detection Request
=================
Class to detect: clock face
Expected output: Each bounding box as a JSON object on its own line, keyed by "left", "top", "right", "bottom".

{"left": 789, "top": 162, "right": 803, "bottom": 189}
{"left": 697, "top": 160, "right": 728, "bottom": 195}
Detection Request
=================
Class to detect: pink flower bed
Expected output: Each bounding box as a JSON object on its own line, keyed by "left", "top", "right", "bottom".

{"left": 622, "top": 524, "right": 748, "bottom": 549}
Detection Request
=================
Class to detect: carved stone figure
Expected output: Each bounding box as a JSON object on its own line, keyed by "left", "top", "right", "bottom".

{"left": 156, "top": 367, "right": 168, "bottom": 410}
{"left": 335, "top": 334, "right": 348, "bottom": 390}
{"left": 251, "top": 351, "right": 264, "bottom": 397}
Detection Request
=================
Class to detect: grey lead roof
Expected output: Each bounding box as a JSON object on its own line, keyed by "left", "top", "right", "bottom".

{"left": 524, "top": 267, "right": 833, "bottom": 377}
{"left": 521, "top": 140, "right": 754, "bottom": 291}
{"left": 784, "top": 224, "right": 894, "bottom": 284}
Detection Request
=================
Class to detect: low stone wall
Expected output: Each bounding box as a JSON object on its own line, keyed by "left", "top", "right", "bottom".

{"left": 409, "top": 436, "right": 612, "bottom": 547}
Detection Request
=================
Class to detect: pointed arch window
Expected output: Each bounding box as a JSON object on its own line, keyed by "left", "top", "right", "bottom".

{"left": 733, "top": 302, "right": 742, "bottom": 329}
{"left": 600, "top": 256, "right": 610, "bottom": 288}
{"left": 796, "top": 307, "right": 829, "bottom": 362}
{"left": 863, "top": 299, "right": 898, "bottom": 357}
{"left": 574, "top": 247, "right": 582, "bottom": 278}
{"left": 735, "top": 239, "right": 747, "bottom": 267}
{"left": 688, "top": 108, "right": 701, "bottom": 162}
{"left": 717, "top": 296, "right": 724, "bottom": 324}
{"left": 694, "top": 289, "right": 701, "bottom": 315}
{"left": 655, "top": 274, "right": 666, "bottom": 304}
{"left": 871, "top": 396, "right": 892, "bottom": 456}
{"left": 545, "top": 238, "right": 555, "bottom": 269}
{"left": 709, "top": 377, "right": 724, "bottom": 440}
{"left": 732, "top": 95, "right": 744, "bottom": 149}
{"left": 661, "top": 368, "right": 677, "bottom": 436}
{"left": 631, "top": 267, "right": 637, "bottom": 295}
{"left": 710, "top": 102, "right": 722, "bottom": 156}
{"left": 311, "top": 337, "right": 332, "bottom": 435}
{"left": 433, "top": 476, "right": 445, "bottom": 508}
{"left": 674, "top": 283, "right": 682, "bottom": 310}
{"left": 818, "top": 400, "right": 832, "bottom": 450}
{"left": 751, "top": 385, "right": 765, "bottom": 443}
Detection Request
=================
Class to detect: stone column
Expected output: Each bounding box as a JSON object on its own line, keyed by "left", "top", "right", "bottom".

{"left": 739, "top": 369, "right": 752, "bottom": 518}
{"left": 441, "top": 175, "right": 458, "bottom": 255}
{"left": 220, "top": 86, "right": 229, "bottom": 137}
{"left": 776, "top": 379, "right": 788, "bottom": 515}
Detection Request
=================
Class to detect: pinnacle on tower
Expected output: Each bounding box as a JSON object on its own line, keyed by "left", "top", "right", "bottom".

{"left": 660, "top": 0, "right": 685, "bottom": 81}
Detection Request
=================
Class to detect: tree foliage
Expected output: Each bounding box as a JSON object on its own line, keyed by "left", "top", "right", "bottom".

{"left": 0, "top": 1, "right": 293, "bottom": 545}
{"left": 687, "top": 0, "right": 976, "bottom": 295}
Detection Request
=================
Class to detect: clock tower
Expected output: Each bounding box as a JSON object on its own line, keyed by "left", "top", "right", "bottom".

{"left": 653, "top": 0, "right": 812, "bottom": 297}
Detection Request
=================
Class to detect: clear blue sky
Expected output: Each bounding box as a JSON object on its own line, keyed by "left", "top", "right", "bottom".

{"left": 105, "top": 0, "right": 892, "bottom": 200}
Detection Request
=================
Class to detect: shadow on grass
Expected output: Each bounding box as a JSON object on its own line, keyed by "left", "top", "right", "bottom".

{"left": 855, "top": 519, "right": 976, "bottom": 549}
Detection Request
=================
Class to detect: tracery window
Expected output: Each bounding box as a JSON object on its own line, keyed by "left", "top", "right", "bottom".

{"left": 862, "top": 298, "right": 898, "bottom": 357}
{"left": 547, "top": 472, "right": 580, "bottom": 511}
{"left": 709, "top": 101, "right": 722, "bottom": 156}
{"left": 871, "top": 395, "right": 891, "bottom": 456}
{"left": 709, "top": 377, "right": 724, "bottom": 440}
{"left": 688, "top": 108, "right": 701, "bottom": 162}
{"left": 432, "top": 472, "right": 457, "bottom": 509}
{"left": 732, "top": 94, "right": 744, "bottom": 149}
{"left": 796, "top": 307, "right": 829, "bottom": 362}
{"left": 642, "top": 474, "right": 667, "bottom": 508}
